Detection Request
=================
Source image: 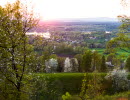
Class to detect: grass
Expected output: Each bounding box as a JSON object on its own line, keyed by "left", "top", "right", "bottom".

{"left": 67, "top": 91, "right": 130, "bottom": 100}
{"left": 33, "top": 73, "right": 106, "bottom": 94}
{"left": 35, "top": 72, "right": 84, "bottom": 76}
{"left": 93, "top": 91, "right": 130, "bottom": 100}
{"left": 90, "top": 48, "right": 105, "bottom": 54}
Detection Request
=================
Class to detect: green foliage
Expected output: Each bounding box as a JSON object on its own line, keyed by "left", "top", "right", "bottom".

{"left": 30, "top": 73, "right": 86, "bottom": 100}
{"left": 100, "top": 55, "right": 107, "bottom": 72}
{"left": 118, "top": 15, "right": 130, "bottom": 33}
{"left": 106, "top": 53, "right": 121, "bottom": 68}
{"left": 80, "top": 72, "right": 104, "bottom": 99}
{"left": 74, "top": 46, "right": 88, "bottom": 54}
{"left": 57, "top": 57, "right": 65, "bottom": 72}
{"left": 62, "top": 92, "right": 82, "bottom": 100}
{"left": 32, "top": 72, "right": 130, "bottom": 100}
{"left": 105, "top": 69, "right": 128, "bottom": 93}
{"left": 107, "top": 53, "right": 116, "bottom": 62}
{"left": 93, "top": 91, "right": 130, "bottom": 100}
{"left": 54, "top": 43, "right": 74, "bottom": 54}
{"left": 29, "top": 53, "right": 46, "bottom": 72}
{"left": 0, "top": 0, "right": 38, "bottom": 99}
{"left": 33, "top": 36, "right": 44, "bottom": 51}
{"left": 91, "top": 50, "right": 102, "bottom": 71}
{"left": 49, "top": 54, "right": 58, "bottom": 59}
{"left": 81, "top": 50, "right": 102, "bottom": 72}
{"left": 125, "top": 55, "right": 130, "bottom": 71}
{"left": 34, "top": 73, "right": 84, "bottom": 94}
{"left": 106, "top": 15, "right": 130, "bottom": 58}
{"left": 62, "top": 92, "right": 72, "bottom": 100}
{"left": 74, "top": 54, "right": 83, "bottom": 72}
{"left": 64, "top": 89, "right": 130, "bottom": 100}
{"left": 82, "top": 50, "right": 92, "bottom": 72}
{"left": 32, "top": 73, "right": 106, "bottom": 100}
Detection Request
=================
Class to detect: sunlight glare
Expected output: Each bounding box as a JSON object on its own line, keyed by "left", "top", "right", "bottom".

{"left": 0, "top": 0, "right": 126, "bottom": 20}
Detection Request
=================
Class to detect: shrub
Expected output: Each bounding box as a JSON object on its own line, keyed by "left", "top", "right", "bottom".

{"left": 62, "top": 92, "right": 72, "bottom": 100}
{"left": 80, "top": 72, "right": 104, "bottom": 99}
{"left": 105, "top": 69, "right": 129, "bottom": 93}
{"left": 62, "top": 92, "right": 82, "bottom": 100}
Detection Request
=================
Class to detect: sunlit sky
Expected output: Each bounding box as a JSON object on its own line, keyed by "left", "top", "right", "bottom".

{"left": 0, "top": 0, "right": 130, "bottom": 20}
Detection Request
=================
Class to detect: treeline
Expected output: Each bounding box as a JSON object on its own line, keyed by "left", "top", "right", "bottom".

{"left": 29, "top": 49, "right": 130, "bottom": 73}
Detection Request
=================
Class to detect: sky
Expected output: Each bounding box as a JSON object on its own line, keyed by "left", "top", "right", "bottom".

{"left": 0, "top": 0, "right": 129, "bottom": 20}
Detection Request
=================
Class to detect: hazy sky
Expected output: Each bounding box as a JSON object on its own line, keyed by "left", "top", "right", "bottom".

{"left": 0, "top": 0, "right": 129, "bottom": 20}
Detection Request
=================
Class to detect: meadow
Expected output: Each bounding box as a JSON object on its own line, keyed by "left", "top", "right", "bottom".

{"left": 91, "top": 48, "right": 130, "bottom": 57}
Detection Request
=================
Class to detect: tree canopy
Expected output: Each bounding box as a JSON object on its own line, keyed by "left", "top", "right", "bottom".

{"left": 0, "top": 0, "right": 38, "bottom": 99}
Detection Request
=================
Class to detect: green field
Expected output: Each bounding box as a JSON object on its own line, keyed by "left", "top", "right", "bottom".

{"left": 91, "top": 48, "right": 130, "bottom": 57}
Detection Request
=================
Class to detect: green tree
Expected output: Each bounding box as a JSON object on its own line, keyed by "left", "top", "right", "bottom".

{"left": 107, "top": 15, "right": 130, "bottom": 54}
{"left": 49, "top": 54, "right": 58, "bottom": 59}
{"left": 85, "top": 73, "right": 103, "bottom": 99}
{"left": 74, "top": 54, "right": 83, "bottom": 72}
{"left": 57, "top": 57, "right": 65, "bottom": 72}
{"left": 125, "top": 55, "right": 130, "bottom": 71}
{"left": 106, "top": 10, "right": 130, "bottom": 66}
{"left": 32, "top": 54, "right": 46, "bottom": 72}
{"left": 33, "top": 36, "right": 44, "bottom": 51}
{"left": 91, "top": 50, "right": 101, "bottom": 72}
{"left": 100, "top": 55, "right": 107, "bottom": 72}
{"left": 107, "top": 53, "right": 116, "bottom": 65}
{"left": 0, "top": 1, "right": 38, "bottom": 99}
{"left": 82, "top": 50, "right": 92, "bottom": 72}
{"left": 80, "top": 73, "right": 103, "bottom": 99}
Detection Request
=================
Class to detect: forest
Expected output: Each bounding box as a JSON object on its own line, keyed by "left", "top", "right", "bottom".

{"left": 0, "top": 0, "right": 130, "bottom": 100}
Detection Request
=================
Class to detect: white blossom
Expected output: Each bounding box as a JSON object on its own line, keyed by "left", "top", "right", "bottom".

{"left": 105, "top": 69, "right": 128, "bottom": 92}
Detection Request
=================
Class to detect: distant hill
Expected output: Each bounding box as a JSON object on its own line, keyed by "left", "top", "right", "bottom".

{"left": 43, "top": 17, "right": 118, "bottom": 23}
